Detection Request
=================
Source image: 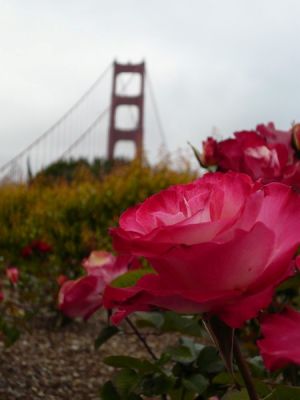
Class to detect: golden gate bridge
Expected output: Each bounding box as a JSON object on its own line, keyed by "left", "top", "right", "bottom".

{"left": 0, "top": 61, "right": 167, "bottom": 182}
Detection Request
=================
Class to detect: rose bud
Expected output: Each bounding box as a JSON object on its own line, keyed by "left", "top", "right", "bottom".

{"left": 200, "top": 137, "right": 218, "bottom": 168}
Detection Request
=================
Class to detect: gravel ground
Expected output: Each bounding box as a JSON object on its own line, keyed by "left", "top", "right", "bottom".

{"left": 0, "top": 312, "right": 176, "bottom": 400}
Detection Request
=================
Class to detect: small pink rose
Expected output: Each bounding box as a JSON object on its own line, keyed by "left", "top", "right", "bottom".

{"left": 6, "top": 267, "right": 19, "bottom": 285}
{"left": 59, "top": 275, "right": 104, "bottom": 320}
{"left": 59, "top": 251, "right": 139, "bottom": 320}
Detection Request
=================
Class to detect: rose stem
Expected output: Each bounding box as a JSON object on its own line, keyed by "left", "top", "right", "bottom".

{"left": 125, "top": 317, "right": 169, "bottom": 400}
{"left": 233, "top": 336, "right": 259, "bottom": 400}
{"left": 125, "top": 317, "right": 158, "bottom": 360}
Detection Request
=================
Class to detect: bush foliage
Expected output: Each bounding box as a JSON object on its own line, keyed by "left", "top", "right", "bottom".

{"left": 0, "top": 158, "right": 196, "bottom": 277}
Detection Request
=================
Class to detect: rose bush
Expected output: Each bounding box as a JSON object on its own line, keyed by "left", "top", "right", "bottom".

{"left": 257, "top": 307, "right": 300, "bottom": 371}
{"left": 59, "top": 251, "right": 139, "bottom": 319}
{"left": 104, "top": 172, "right": 300, "bottom": 328}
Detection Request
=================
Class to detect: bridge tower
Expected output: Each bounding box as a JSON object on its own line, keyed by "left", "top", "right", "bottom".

{"left": 107, "top": 61, "right": 145, "bottom": 160}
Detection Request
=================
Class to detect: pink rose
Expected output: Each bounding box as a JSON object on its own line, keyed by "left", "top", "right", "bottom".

{"left": 59, "top": 275, "right": 105, "bottom": 320}
{"left": 256, "top": 122, "right": 292, "bottom": 153}
{"left": 82, "top": 250, "right": 139, "bottom": 283}
{"left": 257, "top": 307, "right": 300, "bottom": 371}
{"left": 281, "top": 161, "right": 300, "bottom": 190}
{"left": 6, "top": 267, "right": 19, "bottom": 285}
{"left": 104, "top": 172, "right": 300, "bottom": 327}
{"left": 59, "top": 252, "right": 139, "bottom": 320}
{"left": 200, "top": 123, "right": 300, "bottom": 187}
{"left": 216, "top": 131, "right": 289, "bottom": 182}
{"left": 217, "top": 131, "right": 265, "bottom": 172}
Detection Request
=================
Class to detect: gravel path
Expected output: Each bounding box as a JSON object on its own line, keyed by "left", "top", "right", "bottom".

{"left": 0, "top": 312, "right": 175, "bottom": 400}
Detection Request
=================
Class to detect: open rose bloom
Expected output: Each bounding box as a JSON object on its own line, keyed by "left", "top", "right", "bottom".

{"left": 104, "top": 172, "right": 300, "bottom": 327}
{"left": 257, "top": 307, "right": 300, "bottom": 371}
{"left": 59, "top": 251, "right": 139, "bottom": 320}
{"left": 200, "top": 122, "right": 300, "bottom": 189}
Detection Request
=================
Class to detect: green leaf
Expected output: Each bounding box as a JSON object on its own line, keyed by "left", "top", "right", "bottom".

{"left": 127, "top": 394, "right": 143, "bottom": 400}
{"left": 100, "top": 381, "right": 121, "bottom": 400}
{"left": 222, "top": 388, "right": 249, "bottom": 400}
{"left": 269, "top": 385, "right": 300, "bottom": 400}
{"left": 104, "top": 356, "right": 158, "bottom": 373}
{"left": 182, "top": 373, "right": 209, "bottom": 394}
{"left": 165, "top": 344, "right": 196, "bottom": 364}
{"left": 187, "top": 141, "right": 204, "bottom": 167}
{"left": 157, "top": 352, "right": 172, "bottom": 366}
{"left": 213, "top": 372, "right": 235, "bottom": 385}
{"left": 94, "top": 325, "right": 119, "bottom": 349}
{"left": 213, "top": 372, "right": 243, "bottom": 387}
{"left": 114, "top": 369, "right": 139, "bottom": 397}
{"left": 169, "top": 387, "right": 195, "bottom": 400}
{"left": 253, "top": 379, "right": 272, "bottom": 398}
{"left": 197, "top": 345, "right": 224, "bottom": 374}
{"left": 110, "top": 268, "right": 154, "bottom": 288}
{"left": 135, "top": 311, "right": 164, "bottom": 329}
{"left": 136, "top": 311, "right": 203, "bottom": 336}
{"left": 247, "top": 356, "right": 267, "bottom": 378}
{"left": 0, "top": 322, "right": 20, "bottom": 347}
{"left": 277, "top": 273, "right": 300, "bottom": 291}
{"left": 139, "top": 373, "right": 172, "bottom": 397}
{"left": 180, "top": 337, "right": 199, "bottom": 357}
{"left": 162, "top": 312, "right": 203, "bottom": 336}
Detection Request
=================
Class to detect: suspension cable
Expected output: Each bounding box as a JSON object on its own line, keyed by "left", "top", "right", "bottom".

{"left": 145, "top": 71, "right": 168, "bottom": 148}
{"left": 0, "top": 62, "right": 112, "bottom": 174}
{"left": 57, "top": 73, "right": 136, "bottom": 160}
{"left": 60, "top": 106, "right": 110, "bottom": 159}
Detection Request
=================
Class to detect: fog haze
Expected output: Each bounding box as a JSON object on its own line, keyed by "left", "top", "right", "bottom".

{"left": 1, "top": 0, "right": 299, "bottom": 165}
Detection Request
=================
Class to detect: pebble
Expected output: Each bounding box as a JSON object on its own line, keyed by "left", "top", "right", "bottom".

{"left": 0, "top": 312, "right": 178, "bottom": 399}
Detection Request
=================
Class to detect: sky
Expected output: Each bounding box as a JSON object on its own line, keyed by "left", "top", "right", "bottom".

{"left": 1, "top": 0, "right": 300, "bottom": 169}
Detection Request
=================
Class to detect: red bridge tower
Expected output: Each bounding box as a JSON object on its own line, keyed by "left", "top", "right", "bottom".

{"left": 107, "top": 61, "right": 145, "bottom": 161}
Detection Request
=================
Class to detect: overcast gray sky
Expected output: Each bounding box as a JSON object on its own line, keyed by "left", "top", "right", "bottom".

{"left": 1, "top": 0, "right": 300, "bottom": 167}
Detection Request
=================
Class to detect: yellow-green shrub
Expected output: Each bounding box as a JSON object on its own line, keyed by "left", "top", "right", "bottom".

{"left": 0, "top": 160, "right": 197, "bottom": 272}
